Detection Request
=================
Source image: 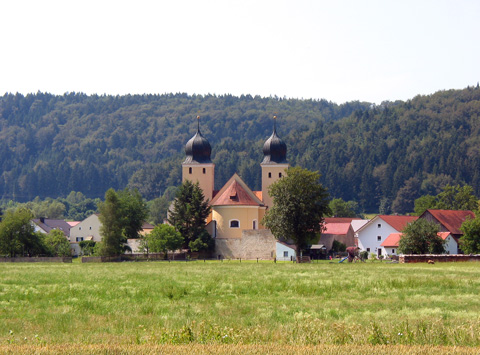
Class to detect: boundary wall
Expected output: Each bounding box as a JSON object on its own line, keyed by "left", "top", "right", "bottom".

{"left": 400, "top": 254, "right": 480, "bottom": 263}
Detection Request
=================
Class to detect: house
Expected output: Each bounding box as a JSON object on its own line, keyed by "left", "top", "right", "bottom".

{"left": 181, "top": 116, "right": 288, "bottom": 259}
{"left": 317, "top": 218, "right": 356, "bottom": 251}
{"left": 69, "top": 214, "right": 155, "bottom": 255}
{"left": 69, "top": 214, "right": 102, "bottom": 243}
{"left": 276, "top": 241, "right": 296, "bottom": 261}
{"left": 33, "top": 218, "right": 71, "bottom": 238}
{"left": 381, "top": 231, "right": 459, "bottom": 255}
{"left": 438, "top": 232, "right": 459, "bottom": 254}
{"left": 355, "top": 215, "right": 418, "bottom": 257}
{"left": 418, "top": 209, "right": 475, "bottom": 239}
{"left": 380, "top": 233, "right": 402, "bottom": 256}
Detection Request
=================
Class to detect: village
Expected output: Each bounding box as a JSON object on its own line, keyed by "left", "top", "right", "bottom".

{"left": 29, "top": 117, "right": 476, "bottom": 263}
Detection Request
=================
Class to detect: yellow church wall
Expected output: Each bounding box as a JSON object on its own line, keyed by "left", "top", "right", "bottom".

{"left": 212, "top": 206, "right": 265, "bottom": 239}
{"left": 261, "top": 164, "right": 288, "bottom": 208}
{"left": 182, "top": 163, "right": 215, "bottom": 201}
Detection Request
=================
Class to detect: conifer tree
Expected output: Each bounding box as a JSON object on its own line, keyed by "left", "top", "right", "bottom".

{"left": 168, "top": 180, "right": 212, "bottom": 252}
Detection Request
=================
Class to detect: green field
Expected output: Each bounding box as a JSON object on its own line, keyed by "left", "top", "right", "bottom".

{"left": 1, "top": 260, "right": 480, "bottom": 353}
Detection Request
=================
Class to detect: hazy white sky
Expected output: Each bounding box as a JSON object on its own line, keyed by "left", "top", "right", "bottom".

{"left": 1, "top": 0, "right": 479, "bottom": 104}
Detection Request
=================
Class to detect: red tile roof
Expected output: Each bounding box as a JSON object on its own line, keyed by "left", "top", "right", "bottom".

{"left": 381, "top": 233, "right": 402, "bottom": 247}
{"left": 379, "top": 215, "right": 418, "bottom": 232}
{"left": 210, "top": 174, "right": 263, "bottom": 206}
{"left": 422, "top": 209, "right": 475, "bottom": 235}
{"left": 323, "top": 223, "right": 351, "bottom": 235}
{"left": 382, "top": 231, "right": 455, "bottom": 248}
{"left": 438, "top": 232, "right": 451, "bottom": 240}
{"left": 324, "top": 217, "right": 361, "bottom": 224}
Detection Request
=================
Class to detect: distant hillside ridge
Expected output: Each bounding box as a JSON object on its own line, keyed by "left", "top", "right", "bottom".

{"left": 1, "top": 86, "right": 479, "bottom": 213}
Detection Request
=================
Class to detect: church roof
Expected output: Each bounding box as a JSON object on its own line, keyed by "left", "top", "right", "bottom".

{"left": 210, "top": 173, "right": 264, "bottom": 207}
{"left": 183, "top": 117, "right": 212, "bottom": 164}
{"left": 261, "top": 117, "right": 287, "bottom": 164}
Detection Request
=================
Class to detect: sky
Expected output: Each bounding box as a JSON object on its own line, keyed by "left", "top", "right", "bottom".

{"left": 1, "top": 0, "right": 479, "bottom": 104}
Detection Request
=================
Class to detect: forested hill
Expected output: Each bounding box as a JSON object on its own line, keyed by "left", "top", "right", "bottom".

{"left": 1, "top": 86, "right": 480, "bottom": 213}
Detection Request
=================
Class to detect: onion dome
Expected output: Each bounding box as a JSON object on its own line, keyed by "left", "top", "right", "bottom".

{"left": 183, "top": 116, "right": 212, "bottom": 164}
{"left": 262, "top": 116, "right": 287, "bottom": 164}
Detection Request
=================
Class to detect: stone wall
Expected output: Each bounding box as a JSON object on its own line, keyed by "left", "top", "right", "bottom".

{"left": 215, "top": 229, "right": 276, "bottom": 260}
{"left": 0, "top": 257, "right": 72, "bottom": 263}
{"left": 400, "top": 254, "right": 480, "bottom": 263}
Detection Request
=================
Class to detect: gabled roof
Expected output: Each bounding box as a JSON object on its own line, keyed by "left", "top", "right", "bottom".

{"left": 438, "top": 232, "right": 452, "bottom": 241}
{"left": 421, "top": 209, "right": 475, "bottom": 235}
{"left": 210, "top": 173, "right": 264, "bottom": 207}
{"left": 351, "top": 219, "right": 370, "bottom": 232}
{"left": 323, "top": 223, "right": 351, "bottom": 235}
{"left": 324, "top": 217, "right": 361, "bottom": 224}
{"left": 33, "top": 219, "right": 72, "bottom": 237}
{"left": 381, "top": 233, "right": 402, "bottom": 247}
{"left": 382, "top": 231, "right": 457, "bottom": 248}
{"left": 356, "top": 215, "right": 418, "bottom": 234}
{"left": 379, "top": 215, "right": 418, "bottom": 232}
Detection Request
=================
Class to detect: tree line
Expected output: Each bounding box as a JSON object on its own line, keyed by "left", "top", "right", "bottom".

{"left": 1, "top": 86, "right": 480, "bottom": 214}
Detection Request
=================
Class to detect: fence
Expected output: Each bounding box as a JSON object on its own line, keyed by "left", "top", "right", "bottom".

{"left": 0, "top": 257, "right": 72, "bottom": 263}
{"left": 400, "top": 254, "right": 480, "bottom": 263}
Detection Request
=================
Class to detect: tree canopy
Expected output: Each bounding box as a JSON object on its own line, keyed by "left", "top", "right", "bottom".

{"left": 262, "top": 167, "right": 330, "bottom": 258}
{"left": 413, "top": 184, "right": 478, "bottom": 215}
{"left": 0, "top": 208, "right": 46, "bottom": 257}
{"left": 141, "top": 224, "right": 183, "bottom": 256}
{"left": 460, "top": 216, "right": 480, "bottom": 254}
{"left": 398, "top": 219, "right": 444, "bottom": 255}
{"left": 2, "top": 87, "right": 480, "bottom": 213}
{"left": 168, "top": 180, "right": 213, "bottom": 252}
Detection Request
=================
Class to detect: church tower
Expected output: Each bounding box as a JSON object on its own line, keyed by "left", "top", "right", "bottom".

{"left": 261, "top": 116, "right": 289, "bottom": 208}
{"left": 182, "top": 116, "right": 215, "bottom": 201}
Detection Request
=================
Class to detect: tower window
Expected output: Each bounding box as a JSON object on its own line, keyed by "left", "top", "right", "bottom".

{"left": 268, "top": 172, "right": 272, "bottom": 178}
{"left": 229, "top": 220, "right": 240, "bottom": 228}
{"left": 189, "top": 167, "right": 192, "bottom": 174}
{"left": 203, "top": 168, "right": 206, "bottom": 174}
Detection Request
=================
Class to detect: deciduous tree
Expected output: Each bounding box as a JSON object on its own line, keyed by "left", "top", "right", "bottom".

{"left": 44, "top": 229, "right": 71, "bottom": 256}
{"left": 460, "top": 216, "right": 480, "bottom": 254}
{"left": 142, "top": 224, "right": 183, "bottom": 256}
{"left": 262, "top": 167, "right": 330, "bottom": 259}
{"left": 398, "top": 219, "right": 444, "bottom": 254}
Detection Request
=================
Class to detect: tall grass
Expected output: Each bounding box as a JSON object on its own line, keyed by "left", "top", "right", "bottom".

{"left": 1, "top": 261, "right": 480, "bottom": 346}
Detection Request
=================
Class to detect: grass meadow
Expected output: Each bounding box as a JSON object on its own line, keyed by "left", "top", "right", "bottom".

{"left": 1, "top": 260, "right": 480, "bottom": 353}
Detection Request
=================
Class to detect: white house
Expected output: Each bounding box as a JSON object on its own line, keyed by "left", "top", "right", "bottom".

{"left": 438, "top": 232, "right": 458, "bottom": 254}
{"left": 276, "top": 241, "right": 296, "bottom": 261}
{"left": 355, "top": 215, "right": 417, "bottom": 257}
{"left": 381, "top": 231, "right": 458, "bottom": 255}
{"left": 69, "top": 214, "right": 102, "bottom": 243}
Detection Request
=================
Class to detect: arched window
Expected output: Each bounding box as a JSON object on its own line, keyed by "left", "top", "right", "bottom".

{"left": 268, "top": 172, "right": 272, "bottom": 178}
{"left": 203, "top": 168, "right": 206, "bottom": 174}
{"left": 189, "top": 167, "right": 192, "bottom": 174}
{"left": 252, "top": 220, "right": 257, "bottom": 229}
{"left": 279, "top": 172, "right": 282, "bottom": 178}
{"left": 229, "top": 220, "right": 240, "bottom": 228}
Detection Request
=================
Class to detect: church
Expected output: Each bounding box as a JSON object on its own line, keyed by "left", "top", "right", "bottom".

{"left": 181, "top": 116, "right": 290, "bottom": 259}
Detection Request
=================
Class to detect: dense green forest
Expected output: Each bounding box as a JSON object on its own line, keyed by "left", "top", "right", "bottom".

{"left": 1, "top": 86, "right": 479, "bottom": 214}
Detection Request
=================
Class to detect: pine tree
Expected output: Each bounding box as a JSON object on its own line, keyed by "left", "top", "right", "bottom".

{"left": 168, "top": 180, "right": 212, "bottom": 252}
